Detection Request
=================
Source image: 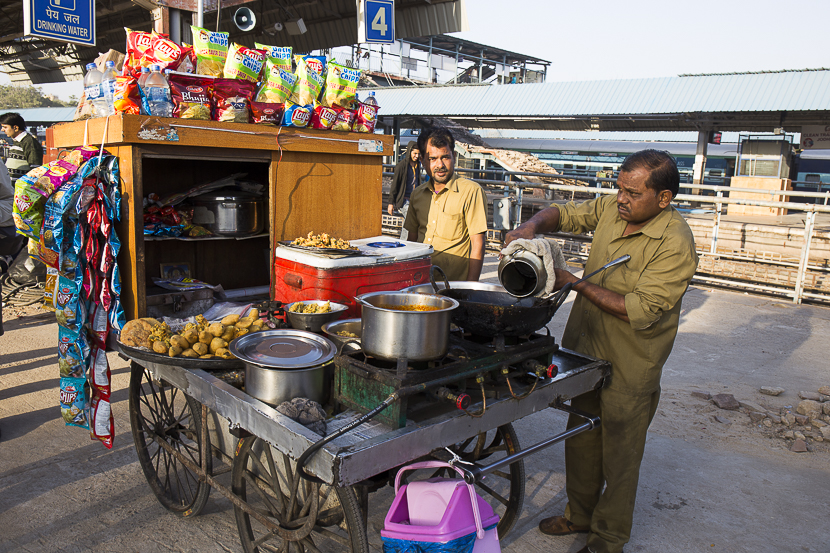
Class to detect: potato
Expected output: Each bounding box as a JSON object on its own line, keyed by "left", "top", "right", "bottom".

{"left": 208, "top": 323, "right": 226, "bottom": 337}
{"left": 235, "top": 327, "right": 249, "bottom": 338}
{"left": 221, "top": 314, "right": 240, "bottom": 326}
{"left": 152, "top": 340, "right": 169, "bottom": 354}
{"left": 182, "top": 329, "right": 199, "bottom": 345}
{"left": 200, "top": 354, "right": 214, "bottom": 359}
{"left": 199, "top": 330, "right": 213, "bottom": 344}
{"left": 221, "top": 328, "right": 234, "bottom": 342}
{"left": 215, "top": 347, "right": 234, "bottom": 359}
{"left": 235, "top": 318, "right": 253, "bottom": 329}
{"left": 247, "top": 308, "right": 259, "bottom": 319}
{"left": 168, "top": 345, "right": 183, "bottom": 357}
{"left": 181, "top": 348, "right": 199, "bottom": 358}
{"left": 170, "top": 335, "right": 190, "bottom": 350}
{"left": 251, "top": 321, "right": 264, "bottom": 332}
{"left": 210, "top": 337, "right": 228, "bottom": 353}
{"left": 192, "top": 342, "right": 209, "bottom": 356}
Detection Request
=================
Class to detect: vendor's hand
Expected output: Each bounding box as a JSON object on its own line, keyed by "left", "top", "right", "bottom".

{"left": 553, "top": 267, "right": 577, "bottom": 291}
{"left": 504, "top": 225, "right": 536, "bottom": 248}
{"left": 387, "top": 204, "right": 395, "bottom": 215}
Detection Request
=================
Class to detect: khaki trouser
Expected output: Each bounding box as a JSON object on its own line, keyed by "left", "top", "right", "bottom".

{"left": 564, "top": 386, "right": 661, "bottom": 553}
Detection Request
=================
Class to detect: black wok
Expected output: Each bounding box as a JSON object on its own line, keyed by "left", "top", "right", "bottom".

{"left": 436, "top": 255, "right": 631, "bottom": 337}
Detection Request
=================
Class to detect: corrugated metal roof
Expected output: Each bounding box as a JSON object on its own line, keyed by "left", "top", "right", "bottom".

{"left": 369, "top": 71, "right": 830, "bottom": 117}
{"left": 2, "top": 107, "right": 76, "bottom": 125}
{"left": 482, "top": 138, "right": 739, "bottom": 157}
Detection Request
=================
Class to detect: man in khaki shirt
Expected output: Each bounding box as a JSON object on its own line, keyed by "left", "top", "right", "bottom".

{"left": 505, "top": 150, "right": 698, "bottom": 553}
{"left": 403, "top": 128, "right": 488, "bottom": 281}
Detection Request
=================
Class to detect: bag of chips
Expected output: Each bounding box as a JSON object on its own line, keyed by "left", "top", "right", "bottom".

{"left": 55, "top": 273, "right": 85, "bottom": 336}
{"left": 89, "top": 344, "right": 110, "bottom": 392}
{"left": 12, "top": 173, "right": 49, "bottom": 240}
{"left": 282, "top": 103, "right": 312, "bottom": 128}
{"left": 310, "top": 103, "right": 337, "bottom": 130}
{"left": 141, "top": 34, "right": 186, "bottom": 72}
{"left": 300, "top": 55, "right": 327, "bottom": 77}
{"left": 191, "top": 26, "right": 229, "bottom": 77}
{"left": 59, "top": 325, "right": 89, "bottom": 377}
{"left": 113, "top": 75, "right": 141, "bottom": 115}
{"left": 331, "top": 107, "right": 357, "bottom": 132}
{"left": 224, "top": 43, "right": 267, "bottom": 82}
{"left": 169, "top": 72, "right": 214, "bottom": 120}
{"left": 289, "top": 56, "right": 324, "bottom": 106}
{"left": 353, "top": 97, "right": 379, "bottom": 133}
{"left": 124, "top": 28, "right": 155, "bottom": 78}
{"left": 44, "top": 267, "right": 58, "bottom": 309}
{"left": 37, "top": 159, "right": 79, "bottom": 197}
{"left": 176, "top": 45, "right": 197, "bottom": 73}
{"left": 213, "top": 78, "right": 256, "bottom": 123}
{"left": 255, "top": 43, "right": 292, "bottom": 70}
{"left": 255, "top": 59, "right": 297, "bottom": 103}
{"left": 90, "top": 393, "right": 114, "bottom": 449}
{"left": 323, "top": 61, "right": 360, "bottom": 110}
{"left": 60, "top": 377, "right": 90, "bottom": 429}
{"left": 251, "top": 102, "right": 285, "bottom": 125}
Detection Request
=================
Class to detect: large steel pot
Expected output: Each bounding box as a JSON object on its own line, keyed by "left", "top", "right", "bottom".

{"left": 229, "top": 329, "right": 335, "bottom": 406}
{"left": 355, "top": 292, "right": 459, "bottom": 361}
{"left": 400, "top": 281, "right": 506, "bottom": 294}
{"left": 192, "top": 189, "right": 264, "bottom": 236}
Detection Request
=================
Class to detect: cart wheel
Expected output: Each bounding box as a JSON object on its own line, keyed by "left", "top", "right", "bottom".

{"left": 433, "top": 423, "right": 525, "bottom": 540}
{"left": 129, "top": 363, "right": 212, "bottom": 517}
{"left": 232, "top": 436, "right": 369, "bottom": 553}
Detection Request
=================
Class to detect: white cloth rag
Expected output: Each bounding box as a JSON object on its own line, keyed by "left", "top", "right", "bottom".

{"left": 500, "top": 237, "right": 568, "bottom": 297}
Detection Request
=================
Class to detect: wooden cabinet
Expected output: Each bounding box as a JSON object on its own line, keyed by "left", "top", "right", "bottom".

{"left": 48, "top": 114, "right": 393, "bottom": 320}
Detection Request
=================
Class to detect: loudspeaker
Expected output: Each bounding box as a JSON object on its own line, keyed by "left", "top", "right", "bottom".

{"left": 233, "top": 7, "right": 256, "bottom": 32}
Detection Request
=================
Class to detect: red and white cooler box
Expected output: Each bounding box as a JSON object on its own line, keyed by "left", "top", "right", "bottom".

{"left": 273, "top": 236, "right": 433, "bottom": 318}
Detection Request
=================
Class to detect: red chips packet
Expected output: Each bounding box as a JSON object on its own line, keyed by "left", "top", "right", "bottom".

{"left": 169, "top": 73, "right": 214, "bottom": 120}
{"left": 113, "top": 76, "right": 141, "bottom": 115}
{"left": 212, "top": 78, "right": 256, "bottom": 123}
{"left": 251, "top": 102, "right": 285, "bottom": 125}
{"left": 310, "top": 104, "right": 337, "bottom": 130}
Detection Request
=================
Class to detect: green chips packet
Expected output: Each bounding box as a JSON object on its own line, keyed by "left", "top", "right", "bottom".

{"left": 255, "top": 43, "right": 292, "bottom": 70}
{"left": 289, "top": 56, "right": 325, "bottom": 106}
{"left": 190, "top": 26, "right": 229, "bottom": 77}
{"left": 323, "top": 61, "right": 361, "bottom": 110}
{"left": 256, "top": 59, "right": 298, "bottom": 103}
{"left": 224, "top": 42, "right": 267, "bottom": 82}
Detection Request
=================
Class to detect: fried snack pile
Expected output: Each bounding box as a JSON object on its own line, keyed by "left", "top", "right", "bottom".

{"left": 289, "top": 301, "right": 332, "bottom": 314}
{"left": 291, "top": 232, "right": 356, "bottom": 250}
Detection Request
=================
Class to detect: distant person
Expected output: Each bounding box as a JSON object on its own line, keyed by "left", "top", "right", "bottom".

{"left": 0, "top": 157, "right": 25, "bottom": 272}
{"left": 388, "top": 141, "right": 422, "bottom": 241}
{"left": 403, "top": 127, "right": 487, "bottom": 281}
{"left": 0, "top": 112, "right": 43, "bottom": 173}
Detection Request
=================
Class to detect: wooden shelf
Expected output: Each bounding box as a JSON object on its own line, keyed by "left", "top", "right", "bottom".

{"left": 144, "top": 233, "right": 270, "bottom": 242}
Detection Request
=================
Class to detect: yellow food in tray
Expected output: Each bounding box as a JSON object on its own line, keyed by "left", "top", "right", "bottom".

{"left": 291, "top": 232, "right": 357, "bottom": 250}
{"left": 289, "top": 301, "right": 332, "bottom": 314}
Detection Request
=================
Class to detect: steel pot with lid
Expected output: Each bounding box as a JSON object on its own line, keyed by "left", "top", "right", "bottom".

{"left": 192, "top": 189, "right": 264, "bottom": 237}
{"left": 229, "top": 329, "right": 335, "bottom": 406}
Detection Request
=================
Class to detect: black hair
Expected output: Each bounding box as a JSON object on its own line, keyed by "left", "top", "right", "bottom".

{"left": 417, "top": 127, "right": 455, "bottom": 159}
{"left": 619, "top": 149, "right": 680, "bottom": 197}
{"left": 0, "top": 112, "right": 26, "bottom": 132}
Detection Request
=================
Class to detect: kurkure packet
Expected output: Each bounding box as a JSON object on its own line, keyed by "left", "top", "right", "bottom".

{"left": 256, "top": 59, "right": 297, "bottom": 103}
{"left": 255, "top": 43, "right": 292, "bottom": 70}
{"left": 191, "top": 26, "right": 229, "bottom": 77}
{"left": 323, "top": 61, "right": 361, "bottom": 110}
{"left": 289, "top": 56, "right": 324, "bottom": 106}
{"left": 224, "top": 43, "right": 267, "bottom": 83}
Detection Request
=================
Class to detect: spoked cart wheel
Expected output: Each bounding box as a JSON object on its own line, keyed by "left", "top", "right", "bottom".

{"left": 129, "top": 362, "right": 212, "bottom": 516}
{"left": 232, "top": 435, "right": 369, "bottom": 553}
{"left": 431, "top": 423, "right": 525, "bottom": 539}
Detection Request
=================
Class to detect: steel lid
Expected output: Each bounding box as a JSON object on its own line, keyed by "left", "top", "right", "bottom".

{"left": 194, "top": 189, "right": 262, "bottom": 202}
{"left": 230, "top": 329, "right": 335, "bottom": 369}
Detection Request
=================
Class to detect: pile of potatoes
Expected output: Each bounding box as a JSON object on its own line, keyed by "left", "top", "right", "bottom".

{"left": 149, "top": 310, "right": 263, "bottom": 359}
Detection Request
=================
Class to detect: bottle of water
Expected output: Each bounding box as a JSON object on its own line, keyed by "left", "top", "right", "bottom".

{"left": 100, "top": 60, "right": 117, "bottom": 116}
{"left": 83, "top": 63, "right": 107, "bottom": 117}
{"left": 145, "top": 65, "right": 173, "bottom": 117}
{"left": 137, "top": 67, "right": 151, "bottom": 115}
{"left": 364, "top": 91, "right": 378, "bottom": 106}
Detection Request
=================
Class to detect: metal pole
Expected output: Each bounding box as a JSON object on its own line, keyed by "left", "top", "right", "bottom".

{"left": 793, "top": 210, "right": 816, "bottom": 305}
{"left": 428, "top": 37, "right": 433, "bottom": 84}
{"left": 197, "top": 0, "right": 204, "bottom": 27}
{"left": 710, "top": 190, "right": 723, "bottom": 254}
{"left": 478, "top": 49, "right": 484, "bottom": 82}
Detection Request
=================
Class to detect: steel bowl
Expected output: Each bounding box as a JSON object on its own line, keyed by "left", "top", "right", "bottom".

{"left": 321, "top": 318, "right": 362, "bottom": 350}
{"left": 284, "top": 301, "right": 348, "bottom": 333}
{"left": 400, "top": 281, "right": 506, "bottom": 294}
{"left": 355, "top": 292, "right": 459, "bottom": 361}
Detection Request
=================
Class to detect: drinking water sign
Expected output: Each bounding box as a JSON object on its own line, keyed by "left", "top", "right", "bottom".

{"left": 357, "top": 0, "right": 395, "bottom": 44}
{"left": 24, "top": 0, "right": 96, "bottom": 47}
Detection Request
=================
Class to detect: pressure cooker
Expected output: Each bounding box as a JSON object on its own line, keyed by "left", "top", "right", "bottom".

{"left": 192, "top": 189, "right": 264, "bottom": 237}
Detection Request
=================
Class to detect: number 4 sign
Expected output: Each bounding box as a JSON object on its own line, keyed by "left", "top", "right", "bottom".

{"left": 358, "top": 0, "right": 395, "bottom": 44}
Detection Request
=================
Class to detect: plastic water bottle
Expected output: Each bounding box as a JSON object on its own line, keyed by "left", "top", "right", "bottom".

{"left": 137, "top": 67, "right": 151, "bottom": 115}
{"left": 364, "top": 91, "right": 378, "bottom": 106}
{"left": 100, "top": 60, "right": 117, "bottom": 116}
{"left": 83, "top": 63, "right": 107, "bottom": 117}
{"left": 145, "top": 65, "right": 173, "bottom": 117}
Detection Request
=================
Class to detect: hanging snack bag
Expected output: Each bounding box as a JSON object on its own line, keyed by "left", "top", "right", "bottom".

{"left": 282, "top": 103, "right": 312, "bottom": 128}
{"left": 44, "top": 267, "right": 58, "bottom": 309}
{"left": 289, "top": 56, "right": 324, "bottom": 106}
{"left": 60, "top": 377, "right": 90, "bottom": 429}
{"left": 169, "top": 73, "right": 214, "bottom": 120}
{"left": 124, "top": 28, "right": 155, "bottom": 77}
{"left": 191, "top": 26, "right": 229, "bottom": 77}
{"left": 331, "top": 107, "right": 357, "bottom": 132}
{"left": 213, "top": 78, "right": 256, "bottom": 123}
{"left": 90, "top": 393, "right": 114, "bottom": 449}
{"left": 323, "top": 61, "right": 361, "bottom": 110}
{"left": 353, "top": 97, "right": 380, "bottom": 133}
{"left": 255, "top": 43, "right": 292, "bottom": 70}
{"left": 113, "top": 75, "right": 141, "bottom": 114}
{"left": 224, "top": 43, "right": 267, "bottom": 83}
{"left": 12, "top": 174, "right": 45, "bottom": 240}
{"left": 59, "top": 325, "right": 89, "bottom": 377}
{"left": 37, "top": 159, "right": 79, "bottom": 196}
{"left": 142, "top": 34, "right": 186, "bottom": 72}
{"left": 55, "top": 273, "right": 85, "bottom": 337}
{"left": 251, "top": 102, "right": 285, "bottom": 125}
{"left": 310, "top": 103, "right": 337, "bottom": 130}
{"left": 255, "top": 59, "right": 297, "bottom": 103}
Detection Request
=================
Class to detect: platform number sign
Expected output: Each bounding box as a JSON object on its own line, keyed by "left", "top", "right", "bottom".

{"left": 358, "top": 0, "right": 394, "bottom": 44}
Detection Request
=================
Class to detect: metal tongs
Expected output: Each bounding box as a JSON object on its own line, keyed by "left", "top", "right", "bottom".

{"left": 534, "top": 254, "right": 631, "bottom": 308}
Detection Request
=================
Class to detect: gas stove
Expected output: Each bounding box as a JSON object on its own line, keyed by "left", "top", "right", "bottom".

{"left": 334, "top": 332, "right": 561, "bottom": 429}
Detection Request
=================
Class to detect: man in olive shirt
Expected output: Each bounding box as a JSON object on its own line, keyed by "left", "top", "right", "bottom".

{"left": 505, "top": 150, "right": 698, "bottom": 553}
{"left": 403, "top": 128, "right": 487, "bottom": 281}
{"left": 1, "top": 112, "right": 43, "bottom": 172}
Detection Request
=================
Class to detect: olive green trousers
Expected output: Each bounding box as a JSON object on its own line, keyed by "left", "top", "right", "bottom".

{"left": 563, "top": 386, "right": 661, "bottom": 553}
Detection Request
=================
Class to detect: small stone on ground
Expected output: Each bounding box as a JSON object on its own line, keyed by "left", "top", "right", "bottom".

{"left": 790, "top": 439, "right": 808, "bottom": 452}
{"left": 760, "top": 386, "right": 785, "bottom": 396}
{"left": 799, "top": 391, "right": 821, "bottom": 401}
{"left": 691, "top": 391, "right": 711, "bottom": 400}
{"left": 818, "top": 385, "right": 830, "bottom": 396}
{"left": 797, "top": 400, "right": 823, "bottom": 420}
{"left": 713, "top": 393, "right": 740, "bottom": 410}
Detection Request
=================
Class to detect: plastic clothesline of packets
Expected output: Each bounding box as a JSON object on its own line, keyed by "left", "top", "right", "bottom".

{"left": 12, "top": 144, "right": 126, "bottom": 449}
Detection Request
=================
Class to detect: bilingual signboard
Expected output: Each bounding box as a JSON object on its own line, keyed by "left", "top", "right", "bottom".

{"left": 800, "top": 125, "right": 830, "bottom": 150}
{"left": 24, "top": 0, "right": 96, "bottom": 47}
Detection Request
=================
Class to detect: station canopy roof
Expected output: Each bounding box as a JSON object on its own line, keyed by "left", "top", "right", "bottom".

{"left": 372, "top": 69, "right": 830, "bottom": 132}
{"left": 0, "top": 0, "right": 467, "bottom": 85}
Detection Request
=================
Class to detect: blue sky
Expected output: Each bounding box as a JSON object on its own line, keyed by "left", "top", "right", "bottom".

{"left": 5, "top": 0, "right": 828, "bottom": 101}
